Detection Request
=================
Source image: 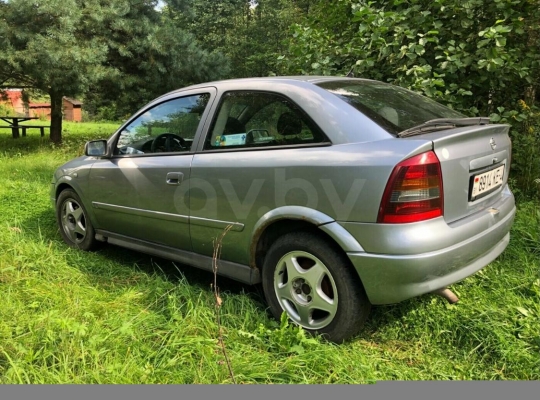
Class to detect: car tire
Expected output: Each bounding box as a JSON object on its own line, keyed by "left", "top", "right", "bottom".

{"left": 56, "top": 189, "right": 99, "bottom": 251}
{"left": 262, "top": 231, "right": 371, "bottom": 343}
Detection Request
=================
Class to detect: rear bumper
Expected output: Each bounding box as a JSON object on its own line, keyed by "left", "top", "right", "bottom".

{"left": 343, "top": 189, "right": 516, "bottom": 305}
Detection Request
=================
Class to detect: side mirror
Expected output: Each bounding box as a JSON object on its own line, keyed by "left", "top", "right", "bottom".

{"left": 85, "top": 140, "right": 108, "bottom": 156}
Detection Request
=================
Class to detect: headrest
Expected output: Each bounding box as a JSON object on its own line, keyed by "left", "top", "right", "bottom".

{"left": 223, "top": 117, "right": 245, "bottom": 134}
{"left": 277, "top": 112, "right": 302, "bottom": 136}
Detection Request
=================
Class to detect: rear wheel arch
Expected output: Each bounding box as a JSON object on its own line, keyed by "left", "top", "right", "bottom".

{"left": 252, "top": 218, "right": 367, "bottom": 289}
{"left": 250, "top": 206, "right": 365, "bottom": 272}
{"left": 253, "top": 218, "right": 320, "bottom": 271}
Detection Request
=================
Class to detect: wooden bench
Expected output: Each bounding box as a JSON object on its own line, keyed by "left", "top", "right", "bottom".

{"left": 0, "top": 124, "right": 50, "bottom": 137}
{"left": 20, "top": 125, "right": 50, "bottom": 137}
{"left": 0, "top": 125, "right": 19, "bottom": 138}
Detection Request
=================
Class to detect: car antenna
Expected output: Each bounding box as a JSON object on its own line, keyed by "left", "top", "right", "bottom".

{"left": 346, "top": 66, "right": 355, "bottom": 77}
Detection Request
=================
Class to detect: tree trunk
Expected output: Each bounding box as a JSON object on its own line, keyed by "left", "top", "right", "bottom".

{"left": 524, "top": 86, "right": 536, "bottom": 109}
{"left": 49, "top": 91, "right": 63, "bottom": 144}
{"left": 524, "top": 20, "right": 538, "bottom": 109}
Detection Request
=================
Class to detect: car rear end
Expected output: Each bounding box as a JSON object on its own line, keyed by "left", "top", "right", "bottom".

{"left": 316, "top": 79, "right": 516, "bottom": 304}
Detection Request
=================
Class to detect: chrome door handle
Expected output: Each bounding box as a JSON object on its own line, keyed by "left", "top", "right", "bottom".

{"left": 166, "top": 172, "right": 184, "bottom": 185}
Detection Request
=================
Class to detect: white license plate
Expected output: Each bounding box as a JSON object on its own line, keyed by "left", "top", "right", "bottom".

{"left": 471, "top": 164, "right": 505, "bottom": 199}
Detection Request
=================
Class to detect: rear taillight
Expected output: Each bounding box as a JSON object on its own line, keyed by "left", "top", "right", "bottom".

{"left": 377, "top": 151, "right": 443, "bottom": 223}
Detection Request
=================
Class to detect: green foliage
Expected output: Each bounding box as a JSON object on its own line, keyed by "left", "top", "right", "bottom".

{"left": 0, "top": 0, "right": 228, "bottom": 140}
{"left": 0, "top": 0, "right": 115, "bottom": 142}
{"left": 277, "top": 0, "right": 355, "bottom": 76}
{"left": 239, "top": 312, "right": 321, "bottom": 354}
{"left": 279, "top": 0, "right": 540, "bottom": 197}
{"left": 281, "top": 0, "right": 539, "bottom": 111}
{"left": 495, "top": 101, "right": 540, "bottom": 199}
{"left": 96, "top": 106, "right": 121, "bottom": 123}
{"left": 83, "top": 3, "right": 229, "bottom": 120}
{"left": 0, "top": 102, "right": 15, "bottom": 117}
{"left": 165, "top": 0, "right": 305, "bottom": 78}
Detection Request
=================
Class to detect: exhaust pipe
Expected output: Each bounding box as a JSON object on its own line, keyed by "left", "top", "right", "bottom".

{"left": 432, "top": 287, "right": 459, "bottom": 304}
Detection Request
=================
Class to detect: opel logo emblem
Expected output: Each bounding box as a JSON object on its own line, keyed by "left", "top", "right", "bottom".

{"left": 490, "top": 137, "right": 497, "bottom": 150}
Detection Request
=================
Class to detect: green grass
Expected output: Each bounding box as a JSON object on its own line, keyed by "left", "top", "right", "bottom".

{"left": 0, "top": 124, "right": 539, "bottom": 383}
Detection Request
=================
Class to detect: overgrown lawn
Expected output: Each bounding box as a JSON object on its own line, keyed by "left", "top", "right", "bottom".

{"left": 0, "top": 124, "right": 538, "bottom": 383}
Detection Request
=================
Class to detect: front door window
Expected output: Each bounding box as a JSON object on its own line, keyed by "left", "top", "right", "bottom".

{"left": 115, "top": 93, "right": 210, "bottom": 155}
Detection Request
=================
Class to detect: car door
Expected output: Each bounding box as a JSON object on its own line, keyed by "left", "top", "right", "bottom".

{"left": 88, "top": 89, "right": 216, "bottom": 250}
{"left": 189, "top": 90, "right": 330, "bottom": 264}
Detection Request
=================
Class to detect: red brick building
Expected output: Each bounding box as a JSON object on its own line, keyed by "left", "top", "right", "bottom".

{"left": 28, "top": 103, "right": 51, "bottom": 119}
{"left": 0, "top": 89, "right": 25, "bottom": 114}
{"left": 1, "top": 89, "right": 83, "bottom": 121}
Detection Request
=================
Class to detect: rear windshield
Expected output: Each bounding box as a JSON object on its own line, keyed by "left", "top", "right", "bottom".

{"left": 316, "top": 80, "right": 465, "bottom": 134}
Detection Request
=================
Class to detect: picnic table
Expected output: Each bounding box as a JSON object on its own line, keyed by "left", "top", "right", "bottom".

{"left": 0, "top": 116, "right": 49, "bottom": 138}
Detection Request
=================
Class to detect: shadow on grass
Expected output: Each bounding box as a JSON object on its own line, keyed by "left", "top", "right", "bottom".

{"left": 24, "top": 209, "right": 263, "bottom": 301}
{"left": 23, "top": 209, "right": 431, "bottom": 344}
{"left": 0, "top": 134, "right": 52, "bottom": 156}
{"left": 357, "top": 298, "right": 427, "bottom": 338}
{"left": 94, "top": 244, "right": 260, "bottom": 297}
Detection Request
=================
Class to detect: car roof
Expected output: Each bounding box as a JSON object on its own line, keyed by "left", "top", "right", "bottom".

{"left": 169, "top": 76, "right": 378, "bottom": 93}
{"left": 145, "top": 76, "right": 394, "bottom": 145}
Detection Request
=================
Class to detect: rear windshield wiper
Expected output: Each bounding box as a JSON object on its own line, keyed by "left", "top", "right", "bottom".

{"left": 397, "top": 117, "right": 490, "bottom": 138}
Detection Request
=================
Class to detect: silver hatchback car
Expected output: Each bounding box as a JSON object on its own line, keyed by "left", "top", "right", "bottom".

{"left": 51, "top": 77, "right": 516, "bottom": 342}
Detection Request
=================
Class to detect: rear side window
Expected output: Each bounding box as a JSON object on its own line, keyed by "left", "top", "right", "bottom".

{"left": 317, "top": 80, "right": 465, "bottom": 134}
{"left": 204, "top": 91, "right": 329, "bottom": 150}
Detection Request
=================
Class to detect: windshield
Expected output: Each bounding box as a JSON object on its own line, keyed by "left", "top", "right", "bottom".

{"left": 316, "top": 80, "right": 465, "bottom": 134}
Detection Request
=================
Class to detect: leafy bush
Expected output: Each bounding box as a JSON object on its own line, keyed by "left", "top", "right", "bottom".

{"left": 279, "top": 0, "right": 540, "bottom": 197}
{"left": 96, "top": 105, "right": 120, "bottom": 122}
{"left": 0, "top": 102, "right": 15, "bottom": 117}
{"left": 499, "top": 101, "right": 540, "bottom": 199}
